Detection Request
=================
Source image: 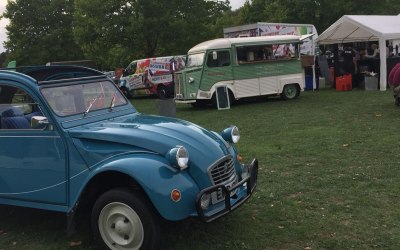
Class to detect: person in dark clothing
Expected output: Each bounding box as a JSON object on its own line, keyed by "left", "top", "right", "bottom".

{"left": 342, "top": 44, "right": 356, "bottom": 74}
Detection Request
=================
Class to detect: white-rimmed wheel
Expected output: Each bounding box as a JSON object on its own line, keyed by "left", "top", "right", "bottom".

{"left": 281, "top": 84, "right": 300, "bottom": 100}
{"left": 92, "top": 188, "right": 160, "bottom": 250}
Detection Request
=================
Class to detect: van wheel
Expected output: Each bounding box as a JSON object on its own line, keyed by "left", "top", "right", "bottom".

{"left": 120, "top": 87, "right": 132, "bottom": 99}
{"left": 281, "top": 84, "right": 300, "bottom": 100}
{"left": 157, "top": 85, "right": 168, "bottom": 99}
{"left": 91, "top": 188, "right": 160, "bottom": 250}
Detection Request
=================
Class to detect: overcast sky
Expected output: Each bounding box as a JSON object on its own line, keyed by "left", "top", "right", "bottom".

{"left": 0, "top": 0, "right": 246, "bottom": 53}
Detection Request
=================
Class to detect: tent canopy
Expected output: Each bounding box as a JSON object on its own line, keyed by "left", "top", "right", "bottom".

{"left": 316, "top": 14, "right": 400, "bottom": 44}
{"left": 315, "top": 14, "right": 400, "bottom": 91}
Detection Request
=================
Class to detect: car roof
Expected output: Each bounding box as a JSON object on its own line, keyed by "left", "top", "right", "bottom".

{"left": 0, "top": 65, "right": 106, "bottom": 84}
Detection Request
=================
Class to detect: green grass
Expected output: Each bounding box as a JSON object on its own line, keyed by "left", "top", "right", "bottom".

{"left": 1, "top": 89, "right": 400, "bottom": 249}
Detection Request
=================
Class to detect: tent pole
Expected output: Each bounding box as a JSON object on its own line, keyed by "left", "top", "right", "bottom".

{"left": 379, "top": 38, "right": 387, "bottom": 91}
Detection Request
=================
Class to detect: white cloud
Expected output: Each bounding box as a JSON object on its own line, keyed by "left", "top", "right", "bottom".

{"left": 0, "top": 0, "right": 9, "bottom": 53}
{"left": 230, "top": 0, "right": 246, "bottom": 10}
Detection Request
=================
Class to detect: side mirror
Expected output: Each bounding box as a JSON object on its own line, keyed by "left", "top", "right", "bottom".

{"left": 31, "top": 116, "right": 53, "bottom": 130}
{"left": 212, "top": 51, "right": 217, "bottom": 60}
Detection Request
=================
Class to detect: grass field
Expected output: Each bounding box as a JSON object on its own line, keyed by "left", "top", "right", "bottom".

{"left": 1, "top": 89, "right": 400, "bottom": 249}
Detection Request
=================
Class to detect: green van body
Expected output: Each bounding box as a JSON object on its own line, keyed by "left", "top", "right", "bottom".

{"left": 175, "top": 35, "right": 310, "bottom": 105}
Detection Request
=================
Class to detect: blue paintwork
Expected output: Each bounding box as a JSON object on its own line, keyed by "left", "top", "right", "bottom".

{"left": 0, "top": 68, "right": 256, "bottom": 221}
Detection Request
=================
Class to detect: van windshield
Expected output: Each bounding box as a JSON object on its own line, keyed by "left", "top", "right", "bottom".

{"left": 186, "top": 53, "right": 205, "bottom": 68}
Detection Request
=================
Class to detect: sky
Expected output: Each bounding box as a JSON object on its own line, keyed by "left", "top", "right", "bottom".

{"left": 0, "top": 0, "right": 247, "bottom": 53}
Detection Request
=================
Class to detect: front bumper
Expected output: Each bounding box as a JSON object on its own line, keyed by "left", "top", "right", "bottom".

{"left": 195, "top": 158, "right": 258, "bottom": 222}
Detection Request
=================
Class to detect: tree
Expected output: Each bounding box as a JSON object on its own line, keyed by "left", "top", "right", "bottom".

{"left": 2, "top": 0, "right": 84, "bottom": 66}
{"left": 73, "top": 0, "right": 229, "bottom": 69}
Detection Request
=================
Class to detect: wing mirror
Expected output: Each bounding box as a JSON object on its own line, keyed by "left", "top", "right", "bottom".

{"left": 31, "top": 116, "right": 53, "bottom": 130}
{"left": 212, "top": 51, "right": 217, "bottom": 60}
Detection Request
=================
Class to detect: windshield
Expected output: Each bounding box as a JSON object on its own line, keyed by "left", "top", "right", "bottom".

{"left": 41, "top": 80, "right": 127, "bottom": 116}
{"left": 186, "top": 53, "right": 205, "bottom": 68}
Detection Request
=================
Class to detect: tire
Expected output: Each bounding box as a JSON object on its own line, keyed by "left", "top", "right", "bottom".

{"left": 120, "top": 87, "right": 132, "bottom": 99}
{"left": 91, "top": 188, "right": 160, "bottom": 250}
{"left": 157, "top": 85, "right": 168, "bottom": 99}
{"left": 281, "top": 84, "right": 300, "bottom": 100}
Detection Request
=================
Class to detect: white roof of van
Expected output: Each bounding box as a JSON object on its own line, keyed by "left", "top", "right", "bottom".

{"left": 188, "top": 35, "right": 304, "bottom": 53}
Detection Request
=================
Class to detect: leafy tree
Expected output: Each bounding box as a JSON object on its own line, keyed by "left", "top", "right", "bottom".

{"left": 74, "top": 0, "right": 229, "bottom": 69}
{"left": 2, "top": 0, "right": 84, "bottom": 66}
{"left": 235, "top": 0, "right": 400, "bottom": 34}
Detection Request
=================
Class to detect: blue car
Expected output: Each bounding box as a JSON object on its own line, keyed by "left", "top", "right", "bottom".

{"left": 0, "top": 66, "right": 258, "bottom": 250}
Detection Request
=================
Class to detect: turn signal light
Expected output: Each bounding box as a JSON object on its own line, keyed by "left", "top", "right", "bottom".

{"left": 171, "top": 189, "right": 181, "bottom": 202}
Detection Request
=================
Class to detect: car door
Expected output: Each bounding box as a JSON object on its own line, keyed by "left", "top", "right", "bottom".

{"left": 0, "top": 83, "right": 67, "bottom": 206}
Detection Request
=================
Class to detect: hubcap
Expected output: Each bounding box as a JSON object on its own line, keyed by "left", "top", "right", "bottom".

{"left": 285, "top": 86, "right": 296, "bottom": 99}
{"left": 98, "top": 202, "right": 144, "bottom": 250}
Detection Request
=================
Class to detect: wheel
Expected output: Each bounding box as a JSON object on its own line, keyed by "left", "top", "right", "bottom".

{"left": 91, "top": 188, "right": 160, "bottom": 250}
{"left": 120, "top": 87, "right": 132, "bottom": 99}
{"left": 281, "top": 84, "right": 300, "bottom": 100}
{"left": 157, "top": 85, "right": 168, "bottom": 99}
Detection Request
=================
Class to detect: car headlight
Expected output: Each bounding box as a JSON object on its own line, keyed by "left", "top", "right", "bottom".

{"left": 166, "top": 146, "right": 189, "bottom": 170}
{"left": 221, "top": 126, "right": 240, "bottom": 144}
{"left": 119, "top": 79, "right": 126, "bottom": 86}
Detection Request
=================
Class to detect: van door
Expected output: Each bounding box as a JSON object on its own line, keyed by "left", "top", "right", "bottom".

{"left": 201, "top": 50, "right": 233, "bottom": 95}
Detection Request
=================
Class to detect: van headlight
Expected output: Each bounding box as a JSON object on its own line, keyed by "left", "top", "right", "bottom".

{"left": 221, "top": 126, "right": 240, "bottom": 144}
{"left": 119, "top": 79, "right": 126, "bottom": 87}
{"left": 166, "top": 146, "right": 189, "bottom": 170}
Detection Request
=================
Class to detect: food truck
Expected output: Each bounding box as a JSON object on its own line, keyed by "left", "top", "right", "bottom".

{"left": 174, "top": 35, "right": 313, "bottom": 107}
{"left": 118, "top": 56, "right": 186, "bottom": 99}
{"left": 223, "top": 22, "right": 318, "bottom": 55}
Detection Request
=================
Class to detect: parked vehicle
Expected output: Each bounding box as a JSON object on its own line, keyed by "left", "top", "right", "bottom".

{"left": 223, "top": 22, "right": 318, "bottom": 55}
{"left": 0, "top": 65, "right": 258, "bottom": 250}
{"left": 119, "top": 56, "right": 185, "bottom": 99}
{"left": 174, "top": 35, "right": 313, "bottom": 107}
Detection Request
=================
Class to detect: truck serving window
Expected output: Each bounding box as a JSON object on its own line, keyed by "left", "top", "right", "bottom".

{"left": 41, "top": 81, "right": 127, "bottom": 116}
{"left": 237, "top": 43, "right": 298, "bottom": 64}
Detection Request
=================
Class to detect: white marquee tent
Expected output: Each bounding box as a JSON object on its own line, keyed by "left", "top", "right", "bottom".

{"left": 315, "top": 14, "right": 400, "bottom": 90}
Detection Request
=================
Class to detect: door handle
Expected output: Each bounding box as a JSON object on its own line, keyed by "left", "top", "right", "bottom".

{"left": 188, "top": 77, "right": 194, "bottom": 84}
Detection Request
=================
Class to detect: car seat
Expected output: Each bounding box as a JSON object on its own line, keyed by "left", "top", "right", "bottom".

{"left": 1, "top": 107, "right": 31, "bottom": 129}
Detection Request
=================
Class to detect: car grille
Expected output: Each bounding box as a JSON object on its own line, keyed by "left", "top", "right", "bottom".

{"left": 209, "top": 157, "right": 236, "bottom": 185}
{"left": 174, "top": 72, "right": 183, "bottom": 98}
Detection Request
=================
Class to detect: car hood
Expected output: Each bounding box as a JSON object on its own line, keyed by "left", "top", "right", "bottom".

{"left": 68, "top": 113, "right": 231, "bottom": 184}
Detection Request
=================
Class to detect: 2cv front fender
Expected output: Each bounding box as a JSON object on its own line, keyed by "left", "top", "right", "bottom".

{"left": 71, "top": 153, "right": 200, "bottom": 221}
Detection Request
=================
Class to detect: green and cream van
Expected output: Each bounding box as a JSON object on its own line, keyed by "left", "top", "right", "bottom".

{"left": 174, "top": 35, "right": 314, "bottom": 107}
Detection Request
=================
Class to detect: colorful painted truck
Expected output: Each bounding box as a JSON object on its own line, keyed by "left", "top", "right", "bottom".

{"left": 174, "top": 35, "right": 313, "bottom": 107}
{"left": 0, "top": 65, "right": 258, "bottom": 250}
{"left": 118, "top": 56, "right": 185, "bottom": 99}
{"left": 223, "top": 22, "right": 318, "bottom": 55}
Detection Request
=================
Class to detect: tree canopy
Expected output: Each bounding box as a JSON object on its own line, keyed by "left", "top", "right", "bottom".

{"left": 1, "top": 0, "right": 399, "bottom": 69}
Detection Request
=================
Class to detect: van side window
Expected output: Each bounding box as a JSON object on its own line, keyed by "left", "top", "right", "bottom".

{"left": 207, "top": 51, "right": 231, "bottom": 68}
{"left": 0, "top": 85, "right": 44, "bottom": 130}
{"left": 237, "top": 43, "right": 297, "bottom": 64}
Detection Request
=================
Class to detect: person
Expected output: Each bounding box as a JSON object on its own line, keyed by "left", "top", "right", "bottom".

{"left": 365, "top": 43, "right": 378, "bottom": 58}
{"left": 388, "top": 63, "right": 400, "bottom": 106}
{"left": 342, "top": 43, "right": 356, "bottom": 75}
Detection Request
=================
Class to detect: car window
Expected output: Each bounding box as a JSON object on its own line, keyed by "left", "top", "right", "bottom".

{"left": 207, "top": 50, "right": 231, "bottom": 68}
{"left": 0, "top": 85, "right": 45, "bottom": 130}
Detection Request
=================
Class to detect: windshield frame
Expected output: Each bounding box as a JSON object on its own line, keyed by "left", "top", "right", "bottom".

{"left": 40, "top": 80, "right": 128, "bottom": 117}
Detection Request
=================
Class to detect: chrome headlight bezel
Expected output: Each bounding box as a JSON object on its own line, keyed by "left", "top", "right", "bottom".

{"left": 221, "top": 126, "right": 240, "bottom": 144}
{"left": 166, "top": 146, "right": 189, "bottom": 170}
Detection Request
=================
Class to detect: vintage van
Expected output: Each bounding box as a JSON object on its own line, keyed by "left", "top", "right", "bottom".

{"left": 174, "top": 35, "right": 313, "bottom": 107}
{"left": 119, "top": 56, "right": 185, "bottom": 99}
